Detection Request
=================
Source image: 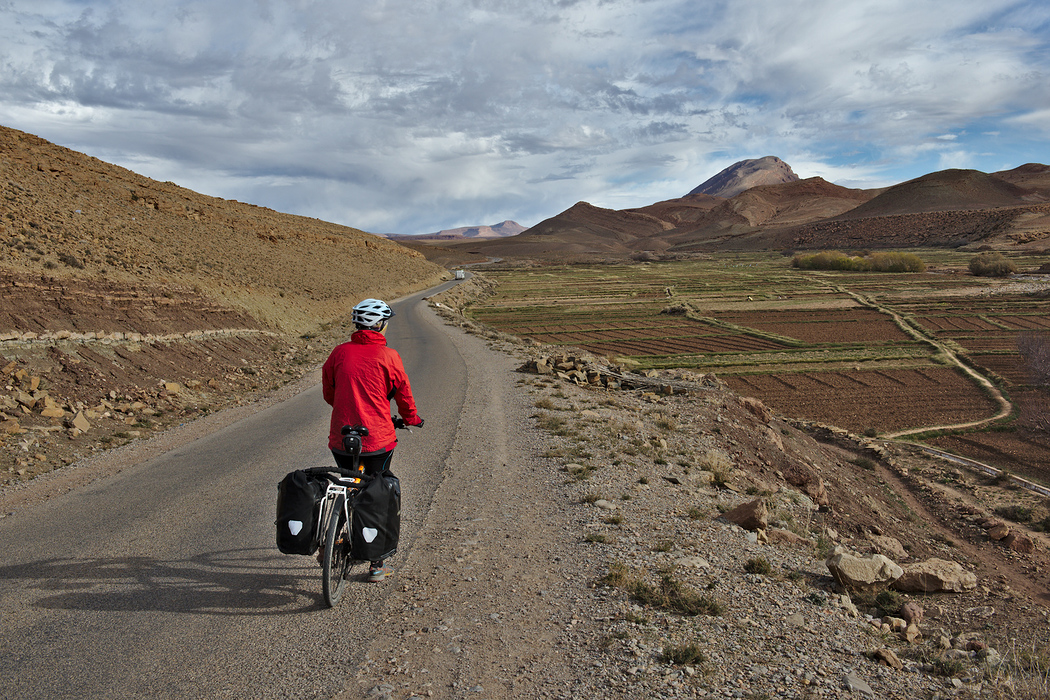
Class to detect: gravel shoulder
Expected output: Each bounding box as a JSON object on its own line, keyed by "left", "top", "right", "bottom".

{"left": 343, "top": 313, "right": 597, "bottom": 699}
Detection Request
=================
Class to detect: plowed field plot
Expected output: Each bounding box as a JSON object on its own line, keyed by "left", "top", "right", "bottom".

{"left": 970, "top": 354, "right": 1030, "bottom": 384}
{"left": 470, "top": 256, "right": 1050, "bottom": 442}
{"left": 560, "top": 333, "right": 788, "bottom": 357}
{"left": 952, "top": 336, "right": 1021, "bottom": 353}
{"left": 472, "top": 305, "right": 795, "bottom": 355}
{"left": 929, "top": 422, "right": 1050, "bottom": 485}
{"left": 906, "top": 297, "right": 1050, "bottom": 334}
{"left": 915, "top": 316, "right": 1002, "bottom": 332}
{"left": 471, "top": 308, "right": 686, "bottom": 337}
{"left": 724, "top": 368, "right": 999, "bottom": 434}
{"left": 994, "top": 315, "right": 1050, "bottom": 330}
{"left": 709, "top": 309, "right": 910, "bottom": 344}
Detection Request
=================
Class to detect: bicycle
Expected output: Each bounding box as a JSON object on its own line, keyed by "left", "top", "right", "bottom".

{"left": 300, "top": 425, "right": 372, "bottom": 607}
{"left": 302, "top": 420, "right": 412, "bottom": 607}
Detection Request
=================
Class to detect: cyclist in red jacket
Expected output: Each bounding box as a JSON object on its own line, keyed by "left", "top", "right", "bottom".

{"left": 322, "top": 298, "right": 423, "bottom": 582}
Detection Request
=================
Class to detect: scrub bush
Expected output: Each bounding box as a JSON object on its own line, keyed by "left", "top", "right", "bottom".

{"left": 969, "top": 252, "right": 1016, "bottom": 277}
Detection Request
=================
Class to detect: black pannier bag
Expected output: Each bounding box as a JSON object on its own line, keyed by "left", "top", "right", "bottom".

{"left": 275, "top": 470, "right": 326, "bottom": 555}
{"left": 351, "top": 470, "right": 401, "bottom": 562}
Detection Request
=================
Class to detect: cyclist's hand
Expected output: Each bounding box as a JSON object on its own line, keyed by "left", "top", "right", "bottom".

{"left": 413, "top": 417, "right": 424, "bottom": 428}
{"left": 393, "top": 416, "right": 407, "bottom": 429}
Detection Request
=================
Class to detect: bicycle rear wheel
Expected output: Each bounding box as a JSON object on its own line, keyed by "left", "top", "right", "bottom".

{"left": 322, "top": 494, "right": 350, "bottom": 607}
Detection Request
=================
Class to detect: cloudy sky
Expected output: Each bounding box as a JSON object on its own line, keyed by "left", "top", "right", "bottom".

{"left": 2, "top": 0, "right": 1049, "bottom": 234}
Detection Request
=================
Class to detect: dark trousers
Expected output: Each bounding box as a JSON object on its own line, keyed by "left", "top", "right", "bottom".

{"left": 331, "top": 448, "right": 393, "bottom": 476}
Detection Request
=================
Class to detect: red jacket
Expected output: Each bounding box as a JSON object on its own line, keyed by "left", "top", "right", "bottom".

{"left": 322, "top": 330, "right": 421, "bottom": 453}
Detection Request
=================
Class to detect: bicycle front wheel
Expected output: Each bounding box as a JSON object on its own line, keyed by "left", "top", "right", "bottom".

{"left": 322, "top": 494, "right": 349, "bottom": 607}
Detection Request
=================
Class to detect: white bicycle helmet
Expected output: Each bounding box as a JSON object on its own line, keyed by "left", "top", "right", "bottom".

{"left": 352, "top": 298, "right": 394, "bottom": 328}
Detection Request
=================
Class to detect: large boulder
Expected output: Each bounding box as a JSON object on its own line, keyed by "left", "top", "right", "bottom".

{"left": 779, "top": 461, "right": 828, "bottom": 506}
{"left": 892, "top": 558, "right": 977, "bottom": 593}
{"left": 1004, "top": 532, "right": 1034, "bottom": 553}
{"left": 987, "top": 523, "right": 1010, "bottom": 541}
{"left": 719, "top": 498, "right": 768, "bottom": 532}
{"left": 825, "top": 547, "right": 903, "bottom": 591}
{"left": 868, "top": 534, "right": 907, "bottom": 560}
{"left": 739, "top": 396, "right": 772, "bottom": 423}
{"left": 873, "top": 647, "right": 903, "bottom": 670}
{"left": 900, "top": 602, "right": 924, "bottom": 625}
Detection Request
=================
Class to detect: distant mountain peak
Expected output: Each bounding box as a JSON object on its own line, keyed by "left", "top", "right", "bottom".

{"left": 689, "top": 156, "right": 800, "bottom": 199}
{"left": 381, "top": 220, "right": 526, "bottom": 241}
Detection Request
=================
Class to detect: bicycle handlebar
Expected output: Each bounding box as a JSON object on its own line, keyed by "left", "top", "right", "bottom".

{"left": 331, "top": 416, "right": 418, "bottom": 472}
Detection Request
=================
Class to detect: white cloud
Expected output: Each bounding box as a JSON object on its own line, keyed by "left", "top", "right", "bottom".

{"left": 1008, "top": 108, "right": 1050, "bottom": 133}
{"left": 0, "top": 0, "right": 1048, "bottom": 232}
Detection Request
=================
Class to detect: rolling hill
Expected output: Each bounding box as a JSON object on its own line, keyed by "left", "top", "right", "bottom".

{"left": 0, "top": 124, "right": 447, "bottom": 486}
{"left": 0, "top": 125, "right": 445, "bottom": 333}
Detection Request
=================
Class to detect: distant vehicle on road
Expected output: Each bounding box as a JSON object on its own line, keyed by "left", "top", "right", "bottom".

{"left": 454, "top": 269, "right": 465, "bottom": 280}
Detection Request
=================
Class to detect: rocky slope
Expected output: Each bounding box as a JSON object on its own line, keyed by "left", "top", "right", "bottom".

{"left": 0, "top": 125, "right": 447, "bottom": 485}
{"left": 0, "top": 125, "right": 445, "bottom": 332}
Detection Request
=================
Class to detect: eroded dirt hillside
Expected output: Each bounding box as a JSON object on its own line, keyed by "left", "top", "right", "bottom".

{"left": 0, "top": 125, "right": 447, "bottom": 485}
{"left": 0, "top": 125, "right": 446, "bottom": 332}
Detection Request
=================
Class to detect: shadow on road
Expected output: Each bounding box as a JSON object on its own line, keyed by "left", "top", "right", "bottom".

{"left": 0, "top": 548, "right": 356, "bottom": 615}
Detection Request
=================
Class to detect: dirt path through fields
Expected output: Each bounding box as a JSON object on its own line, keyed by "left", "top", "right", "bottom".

{"left": 834, "top": 285, "right": 1014, "bottom": 438}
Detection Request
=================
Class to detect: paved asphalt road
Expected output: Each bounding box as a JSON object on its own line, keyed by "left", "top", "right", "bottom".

{"left": 0, "top": 281, "right": 466, "bottom": 699}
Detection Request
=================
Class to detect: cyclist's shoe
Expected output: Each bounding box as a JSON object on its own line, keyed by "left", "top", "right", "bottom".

{"left": 367, "top": 565, "right": 389, "bottom": 582}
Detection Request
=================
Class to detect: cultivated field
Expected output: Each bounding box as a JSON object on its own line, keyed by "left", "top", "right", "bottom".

{"left": 467, "top": 251, "right": 1050, "bottom": 481}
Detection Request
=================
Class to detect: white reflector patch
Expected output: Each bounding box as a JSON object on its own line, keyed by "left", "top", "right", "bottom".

{"left": 363, "top": 527, "right": 378, "bottom": 543}
{"left": 288, "top": 520, "right": 304, "bottom": 536}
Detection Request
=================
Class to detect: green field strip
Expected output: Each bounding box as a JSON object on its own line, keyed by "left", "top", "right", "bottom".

{"left": 680, "top": 311, "right": 809, "bottom": 348}
{"left": 469, "top": 319, "right": 668, "bottom": 332}
{"left": 929, "top": 331, "right": 1020, "bottom": 340}
{"left": 514, "top": 330, "right": 760, "bottom": 343}
{"left": 955, "top": 348, "right": 1027, "bottom": 356}
{"left": 474, "top": 325, "right": 715, "bottom": 336}
{"left": 538, "top": 338, "right": 791, "bottom": 355}
{"left": 630, "top": 355, "right": 939, "bottom": 372}
{"left": 483, "top": 265, "right": 829, "bottom": 298}
{"left": 610, "top": 344, "right": 931, "bottom": 367}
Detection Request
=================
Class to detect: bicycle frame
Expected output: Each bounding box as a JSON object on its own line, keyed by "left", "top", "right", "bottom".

{"left": 312, "top": 476, "right": 359, "bottom": 551}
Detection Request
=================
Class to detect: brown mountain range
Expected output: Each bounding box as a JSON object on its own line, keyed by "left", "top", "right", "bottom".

{"left": 465, "top": 162, "right": 1050, "bottom": 261}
